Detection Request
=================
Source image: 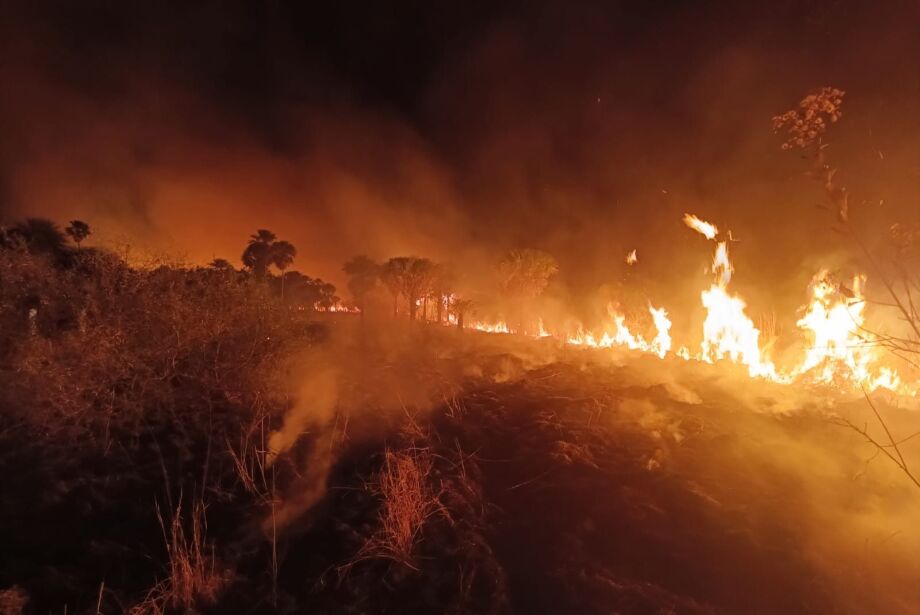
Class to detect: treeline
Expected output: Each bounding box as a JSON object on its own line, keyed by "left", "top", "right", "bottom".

{"left": 0, "top": 217, "right": 564, "bottom": 332}
{"left": 343, "top": 249, "right": 559, "bottom": 331}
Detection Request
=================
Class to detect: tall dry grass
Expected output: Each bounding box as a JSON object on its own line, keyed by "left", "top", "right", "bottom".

{"left": 130, "top": 497, "right": 227, "bottom": 614}
{"left": 348, "top": 446, "right": 448, "bottom": 571}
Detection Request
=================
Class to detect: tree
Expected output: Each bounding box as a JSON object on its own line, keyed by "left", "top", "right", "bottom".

{"left": 380, "top": 260, "right": 403, "bottom": 317}
{"left": 343, "top": 255, "right": 381, "bottom": 316}
{"left": 430, "top": 264, "right": 456, "bottom": 324}
{"left": 65, "top": 220, "right": 91, "bottom": 251}
{"left": 10, "top": 218, "right": 68, "bottom": 257}
{"left": 497, "top": 249, "right": 559, "bottom": 333}
{"left": 271, "top": 240, "right": 297, "bottom": 299}
{"left": 497, "top": 249, "right": 558, "bottom": 299}
{"left": 208, "top": 258, "right": 234, "bottom": 271}
{"left": 282, "top": 271, "right": 338, "bottom": 310}
{"left": 241, "top": 230, "right": 296, "bottom": 286}
{"left": 241, "top": 230, "right": 277, "bottom": 280}
{"left": 452, "top": 298, "right": 474, "bottom": 330}
{"left": 381, "top": 257, "right": 435, "bottom": 320}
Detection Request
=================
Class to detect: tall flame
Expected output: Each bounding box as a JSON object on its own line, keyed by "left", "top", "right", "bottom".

{"left": 795, "top": 272, "right": 900, "bottom": 391}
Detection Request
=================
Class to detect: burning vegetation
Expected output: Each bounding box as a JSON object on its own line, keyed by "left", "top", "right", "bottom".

{"left": 2, "top": 1, "right": 920, "bottom": 611}
{"left": 0, "top": 85, "right": 919, "bottom": 614}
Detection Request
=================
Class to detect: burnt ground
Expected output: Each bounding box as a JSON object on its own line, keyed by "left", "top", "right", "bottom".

{"left": 2, "top": 325, "right": 920, "bottom": 614}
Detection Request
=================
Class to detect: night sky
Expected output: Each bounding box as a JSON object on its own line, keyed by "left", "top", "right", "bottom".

{"left": 1, "top": 0, "right": 918, "bottom": 310}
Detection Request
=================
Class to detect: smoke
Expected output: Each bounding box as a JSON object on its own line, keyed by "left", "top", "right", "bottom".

{"left": 268, "top": 367, "right": 339, "bottom": 461}
{"left": 1, "top": 1, "right": 919, "bottom": 316}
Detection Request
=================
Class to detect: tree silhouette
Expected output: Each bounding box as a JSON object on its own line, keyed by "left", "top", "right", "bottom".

{"left": 11, "top": 218, "right": 68, "bottom": 257}
{"left": 241, "top": 230, "right": 277, "bottom": 280}
{"left": 430, "top": 264, "right": 455, "bottom": 324}
{"left": 208, "top": 258, "right": 234, "bottom": 271}
{"left": 282, "top": 271, "right": 338, "bottom": 310}
{"left": 65, "top": 220, "right": 91, "bottom": 251}
{"left": 381, "top": 257, "right": 435, "bottom": 320}
{"left": 241, "top": 230, "right": 296, "bottom": 286}
{"left": 380, "top": 259, "right": 403, "bottom": 317}
{"left": 497, "top": 248, "right": 558, "bottom": 333}
{"left": 343, "top": 255, "right": 381, "bottom": 316}
{"left": 271, "top": 240, "right": 297, "bottom": 298}
{"left": 452, "top": 298, "right": 474, "bottom": 330}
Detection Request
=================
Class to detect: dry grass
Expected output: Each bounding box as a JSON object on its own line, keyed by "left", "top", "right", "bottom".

{"left": 349, "top": 446, "right": 448, "bottom": 571}
{"left": 130, "top": 498, "right": 227, "bottom": 614}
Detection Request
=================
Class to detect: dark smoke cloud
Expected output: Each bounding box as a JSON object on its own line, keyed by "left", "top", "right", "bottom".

{"left": 1, "top": 0, "right": 918, "bottom": 305}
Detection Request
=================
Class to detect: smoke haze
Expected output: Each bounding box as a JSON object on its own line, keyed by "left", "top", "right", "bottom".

{"left": 1, "top": 0, "right": 918, "bottom": 318}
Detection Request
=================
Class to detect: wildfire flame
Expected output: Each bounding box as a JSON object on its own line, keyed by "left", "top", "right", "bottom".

{"left": 795, "top": 272, "right": 902, "bottom": 391}
{"left": 313, "top": 302, "right": 361, "bottom": 313}
{"left": 683, "top": 213, "right": 719, "bottom": 240}
{"left": 459, "top": 213, "right": 915, "bottom": 396}
{"left": 626, "top": 249, "right": 638, "bottom": 265}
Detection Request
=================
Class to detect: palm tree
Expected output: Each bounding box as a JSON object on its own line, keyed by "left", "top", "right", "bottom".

{"left": 241, "top": 229, "right": 277, "bottom": 279}
{"left": 271, "top": 240, "right": 297, "bottom": 298}
{"left": 65, "top": 220, "right": 91, "bottom": 251}
{"left": 381, "top": 257, "right": 435, "bottom": 320}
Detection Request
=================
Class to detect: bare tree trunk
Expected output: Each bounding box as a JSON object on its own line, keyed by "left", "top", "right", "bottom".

{"left": 436, "top": 295, "right": 443, "bottom": 323}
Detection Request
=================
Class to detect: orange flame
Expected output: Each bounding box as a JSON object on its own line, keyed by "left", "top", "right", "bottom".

{"left": 683, "top": 213, "right": 719, "bottom": 240}
{"left": 457, "top": 213, "right": 916, "bottom": 396}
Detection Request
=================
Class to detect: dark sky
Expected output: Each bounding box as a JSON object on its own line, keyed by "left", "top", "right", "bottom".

{"left": 1, "top": 0, "right": 919, "bottom": 312}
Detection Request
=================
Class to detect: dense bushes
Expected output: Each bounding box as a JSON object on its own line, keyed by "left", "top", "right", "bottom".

{"left": 0, "top": 247, "right": 306, "bottom": 439}
{"left": 0, "top": 244, "right": 319, "bottom": 611}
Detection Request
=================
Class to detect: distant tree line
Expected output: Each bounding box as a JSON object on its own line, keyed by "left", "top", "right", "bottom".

{"left": 342, "top": 248, "right": 558, "bottom": 332}
{"left": 0, "top": 216, "right": 560, "bottom": 332}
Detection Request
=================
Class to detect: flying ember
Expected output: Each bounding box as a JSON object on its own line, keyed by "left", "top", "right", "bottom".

{"left": 683, "top": 213, "right": 719, "bottom": 240}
